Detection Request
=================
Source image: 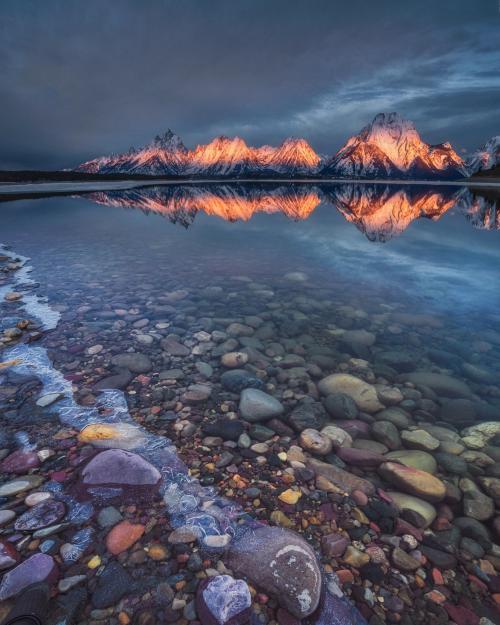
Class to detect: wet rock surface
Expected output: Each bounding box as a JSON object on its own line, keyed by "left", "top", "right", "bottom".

{"left": 227, "top": 526, "right": 321, "bottom": 618}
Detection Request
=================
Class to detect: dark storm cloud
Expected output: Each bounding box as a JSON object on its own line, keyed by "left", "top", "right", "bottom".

{"left": 0, "top": 0, "right": 498, "bottom": 169}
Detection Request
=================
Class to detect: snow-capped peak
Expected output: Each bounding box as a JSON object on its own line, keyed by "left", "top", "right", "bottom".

{"left": 321, "top": 112, "right": 466, "bottom": 179}
{"left": 466, "top": 136, "right": 500, "bottom": 174}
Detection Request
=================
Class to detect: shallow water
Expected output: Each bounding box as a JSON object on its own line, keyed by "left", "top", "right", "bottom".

{"left": 0, "top": 181, "right": 500, "bottom": 623}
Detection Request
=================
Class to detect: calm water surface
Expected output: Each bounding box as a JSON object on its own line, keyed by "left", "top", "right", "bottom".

{"left": 0, "top": 182, "right": 499, "bottom": 623}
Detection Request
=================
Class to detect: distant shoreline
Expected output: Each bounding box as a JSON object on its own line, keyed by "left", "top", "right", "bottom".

{"left": 0, "top": 175, "right": 500, "bottom": 200}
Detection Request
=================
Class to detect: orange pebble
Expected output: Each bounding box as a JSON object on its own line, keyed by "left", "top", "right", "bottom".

{"left": 106, "top": 521, "right": 145, "bottom": 555}
{"left": 432, "top": 568, "right": 444, "bottom": 585}
{"left": 337, "top": 569, "right": 355, "bottom": 584}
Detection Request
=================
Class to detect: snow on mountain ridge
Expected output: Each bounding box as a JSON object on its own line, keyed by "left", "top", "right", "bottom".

{"left": 75, "top": 114, "right": 472, "bottom": 179}
{"left": 466, "top": 136, "right": 500, "bottom": 174}
{"left": 321, "top": 112, "right": 468, "bottom": 179}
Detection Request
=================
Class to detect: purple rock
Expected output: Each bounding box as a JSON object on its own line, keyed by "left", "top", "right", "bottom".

{"left": 14, "top": 500, "right": 66, "bottom": 531}
{"left": 196, "top": 575, "right": 251, "bottom": 625}
{"left": 77, "top": 449, "right": 161, "bottom": 502}
{"left": 307, "top": 458, "right": 375, "bottom": 496}
{"left": 321, "top": 534, "right": 349, "bottom": 558}
{"left": 0, "top": 553, "right": 58, "bottom": 600}
{"left": 226, "top": 526, "right": 321, "bottom": 618}
{"left": 333, "top": 420, "right": 371, "bottom": 439}
{"left": 304, "top": 587, "right": 368, "bottom": 625}
{"left": 335, "top": 447, "right": 386, "bottom": 468}
{"left": 1, "top": 450, "right": 40, "bottom": 474}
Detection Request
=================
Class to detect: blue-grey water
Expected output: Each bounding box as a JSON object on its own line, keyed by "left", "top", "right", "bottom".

{"left": 0, "top": 181, "right": 499, "bottom": 624}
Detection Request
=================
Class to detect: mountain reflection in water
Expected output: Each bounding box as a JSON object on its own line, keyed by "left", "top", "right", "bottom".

{"left": 81, "top": 183, "right": 499, "bottom": 241}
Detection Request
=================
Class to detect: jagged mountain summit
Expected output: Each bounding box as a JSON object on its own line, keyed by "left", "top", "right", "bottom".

{"left": 75, "top": 114, "right": 471, "bottom": 180}
{"left": 76, "top": 132, "right": 322, "bottom": 177}
{"left": 261, "top": 137, "right": 321, "bottom": 174}
{"left": 320, "top": 112, "right": 468, "bottom": 180}
{"left": 186, "top": 136, "right": 262, "bottom": 176}
{"left": 466, "top": 136, "right": 500, "bottom": 174}
{"left": 76, "top": 129, "right": 188, "bottom": 176}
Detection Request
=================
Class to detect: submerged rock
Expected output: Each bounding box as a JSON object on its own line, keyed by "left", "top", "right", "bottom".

{"left": 320, "top": 425, "right": 353, "bottom": 448}
{"left": 111, "top": 352, "right": 152, "bottom": 373}
{"left": 401, "top": 429, "right": 440, "bottom": 451}
{"left": 14, "top": 499, "right": 66, "bottom": 531}
{"left": 91, "top": 561, "right": 132, "bottom": 608}
{"left": 300, "top": 429, "right": 333, "bottom": 455}
{"left": 462, "top": 422, "right": 500, "bottom": 447}
{"left": 220, "top": 369, "right": 263, "bottom": 392}
{"left": 0, "top": 475, "right": 45, "bottom": 497}
{"left": 78, "top": 422, "right": 146, "bottom": 450}
{"left": 402, "top": 372, "right": 472, "bottom": 398}
{"left": 379, "top": 462, "right": 446, "bottom": 502}
{"left": 304, "top": 585, "right": 367, "bottom": 625}
{"left": 323, "top": 393, "right": 359, "bottom": 420}
{"left": 384, "top": 450, "right": 438, "bottom": 474}
{"left": 226, "top": 526, "right": 321, "bottom": 618}
{"left": 196, "top": 574, "right": 251, "bottom": 625}
{"left": 459, "top": 478, "right": 495, "bottom": 521}
{"left": 106, "top": 520, "right": 145, "bottom": 555}
{"left": 387, "top": 491, "right": 437, "bottom": 528}
{"left": 239, "top": 389, "right": 284, "bottom": 422}
{"left": 308, "top": 458, "right": 375, "bottom": 496}
{"left": 288, "top": 402, "right": 328, "bottom": 432}
{"left": 335, "top": 447, "right": 386, "bottom": 468}
{"left": 318, "top": 374, "right": 383, "bottom": 413}
{"left": 1, "top": 449, "right": 40, "bottom": 474}
{"left": 371, "top": 421, "right": 401, "bottom": 450}
{"left": 0, "top": 553, "right": 58, "bottom": 600}
{"left": 78, "top": 449, "right": 161, "bottom": 502}
{"left": 0, "top": 540, "right": 20, "bottom": 571}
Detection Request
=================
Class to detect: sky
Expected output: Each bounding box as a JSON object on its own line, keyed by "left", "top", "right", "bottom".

{"left": 1, "top": 0, "right": 499, "bottom": 170}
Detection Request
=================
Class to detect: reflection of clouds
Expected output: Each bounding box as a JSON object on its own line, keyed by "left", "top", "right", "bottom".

{"left": 288, "top": 211, "right": 500, "bottom": 313}
{"left": 81, "top": 182, "right": 500, "bottom": 314}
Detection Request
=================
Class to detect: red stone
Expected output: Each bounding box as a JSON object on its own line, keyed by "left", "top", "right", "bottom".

{"left": 432, "top": 568, "right": 444, "bottom": 585}
{"left": 443, "top": 603, "right": 480, "bottom": 625}
{"left": 50, "top": 471, "right": 68, "bottom": 482}
{"left": 467, "top": 574, "right": 488, "bottom": 592}
{"left": 377, "top": 488, "right": 394, "bottom": 503}
{"left": 394, "top": 517, "right": 423, "bottom": 541}
{"left": 337, "top": 569, "right": 355, "bottom": 584}
{"left": 352, "top": 490, "right": 368, "bottom": 506}
{"left": 0, "top": 540, "right": 20, "bottom": 571}
{"left": 336, "top": 447, "right": 386, "bottom": 468}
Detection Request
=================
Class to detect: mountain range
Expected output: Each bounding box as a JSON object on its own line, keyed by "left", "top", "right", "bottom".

{"left": 75, "top": 112, "right": 497, "bottom": 180}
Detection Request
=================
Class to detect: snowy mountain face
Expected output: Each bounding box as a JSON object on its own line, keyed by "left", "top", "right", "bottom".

{"left": 75, "top": 114, "right": 469, "bottom": 180}
{"left": 261, "top": 138, "right": 321, "bottom": 174}
{"left": 76, "top": 132, "right": 321, "bottom": 177}
{"left": 466, "top": 136, "right": 500, "bottom": 174}
{"left": 321, "top": 112, "right": 468, "bottom": 180}
{"left": 187, "top": 136, "right": 263, "bottom": 176}
{"left": 76, "top": 130, "right": 188, "bottom": 176}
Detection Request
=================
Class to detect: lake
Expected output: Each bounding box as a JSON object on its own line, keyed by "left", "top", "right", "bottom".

{"left": 0, "top": 181, "right": 499, "bottom": 624}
